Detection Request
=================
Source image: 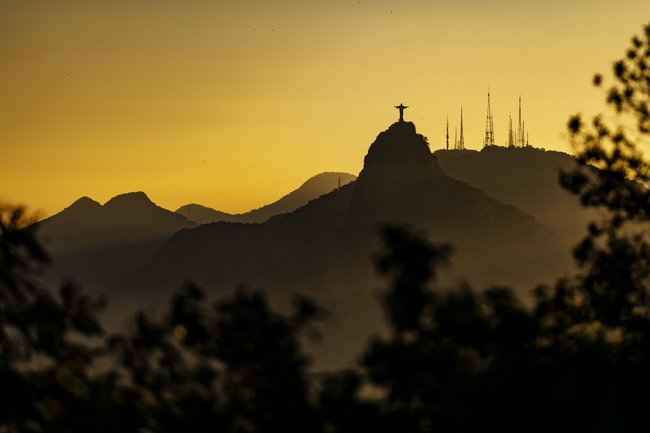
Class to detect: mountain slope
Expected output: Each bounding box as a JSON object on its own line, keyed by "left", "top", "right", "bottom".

{"left": 435, "top": 147, "right": 596, "bottom": 243}
{"left": 174, "top": 204, "right": 238, "bottom": 224}
{"left": 176, "top": 172, "right": 356, "bottom": 224}
{"left": 36, "top": 192, "right": 195, "bottom": 289}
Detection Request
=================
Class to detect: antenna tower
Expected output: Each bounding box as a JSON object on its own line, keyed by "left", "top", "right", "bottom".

{"left": 483, "top": 89, "right": 496, "bottom": 147}
{"left": 517, "top": 96, "right": 525, "bottom": 147}
{"left": 508, "top": 115, "right": 515, "bottom": 147}
{"left": 458, "top": 107, "right": 465, "bottom": 150}
{"left": 446, "top": 115, "right": 450, "bottom": 150}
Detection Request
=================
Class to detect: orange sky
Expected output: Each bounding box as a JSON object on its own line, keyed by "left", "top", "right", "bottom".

{"left": 1, "top": 0, "right": 648, "bottom": 216}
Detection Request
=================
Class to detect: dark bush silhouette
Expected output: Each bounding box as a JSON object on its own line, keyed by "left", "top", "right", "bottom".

{"left": 340, "top": 225, "right": 650, "bottom": 432}
{"left": 0, "top": 205, "right": 108, "bottom": 432}
{"left": 105, "top": 284, "right": 325, "bottom": 433}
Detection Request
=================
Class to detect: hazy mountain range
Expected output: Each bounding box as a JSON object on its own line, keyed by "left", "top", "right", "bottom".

{"left": 36, "top": 174, "right": 355, "bottom": 291}
{"left": 176, "top": 172, "right": 356, "bottom": 224}
{"left": 33, "top": 121, "right": 591, "bottom": 366}
{"left": 36, "top": 192, "right": 195, "bottom": 289}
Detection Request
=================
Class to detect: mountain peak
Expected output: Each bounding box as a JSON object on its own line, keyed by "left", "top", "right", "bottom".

{"left": 299, "top": 172, "right": 356, "bottom": 190}
{"left": 67, "top": 196, "right": 101, "bottom": 211}
{"left": 104, "top": 191, "right": 154, "bottom": 208}
{"left": 360, "top": 121, "right": 443, "bottom": 180}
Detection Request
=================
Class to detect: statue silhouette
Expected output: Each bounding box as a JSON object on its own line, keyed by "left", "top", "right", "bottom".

{"left": 394, "top": 103, "right": 408, "bottom": 122}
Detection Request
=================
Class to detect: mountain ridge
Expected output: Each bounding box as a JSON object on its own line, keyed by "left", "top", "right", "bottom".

{"left": 176, "top": 172, "right": 356, "bottom": 224}
{"left": 36, "top": 191, "right": 195, "bottom": 290}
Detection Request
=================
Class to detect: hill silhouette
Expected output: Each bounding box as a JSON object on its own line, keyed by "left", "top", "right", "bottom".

{"left": 435, "top": 146, "right": 597, "bottom": 243}
{"left": 36, "top": 192, "right": 195, "bottom": 289}
{"left": 339, "top": 123, "right": 567, "bottom": 288}
{"left": 124, "top": 121, "right": 572, "bottom": 367}
{"left": 176, "top": 172, "right": 356, "bottom": 224}
{"left": 175, "top": 203, "right": 236, "bottom": 224}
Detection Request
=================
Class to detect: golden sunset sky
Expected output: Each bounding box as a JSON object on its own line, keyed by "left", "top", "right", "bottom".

{"left": 1, "top": 0, "right": 648, "bottom": 216}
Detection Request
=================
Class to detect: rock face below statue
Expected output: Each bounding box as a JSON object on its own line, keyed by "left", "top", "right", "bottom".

{"left": 340, "top": 121, "right": 562, "bottom": 287}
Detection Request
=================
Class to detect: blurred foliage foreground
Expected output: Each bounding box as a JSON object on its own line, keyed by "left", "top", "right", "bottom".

{"left": 4, "top": 22, "right": 650, "bottom": 433}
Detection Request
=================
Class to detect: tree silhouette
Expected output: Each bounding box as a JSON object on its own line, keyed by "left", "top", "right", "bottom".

{"left": 0, "top": 205, "right": 110, "bottom": 432}
{"left": 561, "top": 21, "right": 650, "bottom": 334}
{"left": 107, "top": 285, "right": 324, "bottom": 433}
{"left": 340, "top": 224, "right": 650, "bottom": 433}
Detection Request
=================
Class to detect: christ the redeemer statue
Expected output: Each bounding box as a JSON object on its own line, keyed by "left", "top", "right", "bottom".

{"left": 395, "top": 103, "right": 408, "bottom": 122}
